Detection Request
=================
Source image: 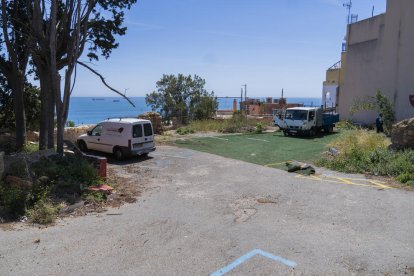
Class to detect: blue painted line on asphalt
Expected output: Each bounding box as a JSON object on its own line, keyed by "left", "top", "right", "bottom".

{"left": 210, "top": 249, "right": 297, "bottom": 276}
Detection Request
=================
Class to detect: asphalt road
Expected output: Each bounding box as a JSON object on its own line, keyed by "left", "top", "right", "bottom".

{"left": 1, "top": 146, "right": 414, "bottom": 275}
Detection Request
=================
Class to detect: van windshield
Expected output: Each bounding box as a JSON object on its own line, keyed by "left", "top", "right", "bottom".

{"left": 285, "top": 110, "right": 308, "bottom": 120}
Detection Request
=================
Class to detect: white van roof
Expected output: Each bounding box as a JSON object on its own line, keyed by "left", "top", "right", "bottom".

{"left": 101, "top": 118, "right": 151, "bottom": 124}
{"left": 286, "top": 107, "right": 320, "bottom": 111}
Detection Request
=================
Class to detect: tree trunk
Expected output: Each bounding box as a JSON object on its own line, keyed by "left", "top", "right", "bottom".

{"left": 54, "top": 74, "right": 64, "bottom": 155}
{"left": 10, "top": 74, "right": 27, "bottom": 150}
{"left": 47, "top": 85, "right": 55, "bottom": 149}
{"left": 38, "top": 69, "right": 50, "bottom": 150}
{"left": 38, "top": 66, "right": 56, "bottom": 150}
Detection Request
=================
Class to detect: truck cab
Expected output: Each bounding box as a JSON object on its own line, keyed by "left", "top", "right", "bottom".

{"left": 77, "top": 118, "right": 156, "bottom": 160}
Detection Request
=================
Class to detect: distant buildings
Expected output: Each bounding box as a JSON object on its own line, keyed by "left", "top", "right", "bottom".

{"left": 240, "top": 98, "right": 303, "bottom": 116}
{"left": 323, "top": 0, "right": 414, "bottom": 124}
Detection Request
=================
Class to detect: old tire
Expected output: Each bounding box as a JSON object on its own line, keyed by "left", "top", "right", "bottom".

{"left": 113, "top": 147, "right": 125, "bottom": 160}
{"left": 78, "top": 140, "right": 88, "bottom": 152}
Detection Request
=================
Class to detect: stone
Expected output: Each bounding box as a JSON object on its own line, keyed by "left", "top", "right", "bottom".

{"left": 5, "top": 175, "right": 32, "bottom": 190}
{"left": 4, "top": 156, "right": 31, "bottom": 180}
{"left": 390, "top": 117, "right": 414, "bottom": 150}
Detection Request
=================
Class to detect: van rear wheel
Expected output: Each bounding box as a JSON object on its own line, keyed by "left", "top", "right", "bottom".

{"left": 78, "top": 140, "right": 88, "bottom": 152}
{"left": 113, "top": 147, "right": 125, "bottom": 160}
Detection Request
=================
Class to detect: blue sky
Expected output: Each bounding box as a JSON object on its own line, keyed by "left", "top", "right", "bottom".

{"left": 73, "top": 0, "right": 386, "bottom": 98}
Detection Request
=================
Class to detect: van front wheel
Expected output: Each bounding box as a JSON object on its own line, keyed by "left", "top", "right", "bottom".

{"left": 113, "top": 147, "right": 125, "bottom": 160}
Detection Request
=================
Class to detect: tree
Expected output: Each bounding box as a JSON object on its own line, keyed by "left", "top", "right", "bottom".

{"left": 30, "top": 0, "right": 137, "bottom": 154}
{"left": 0, "top": 1, "right": 32, "bottom": 150}
{"left": 350, "top": 90, "right": 395, "bottom": 135}
{"left": 0, "top": 74, "right": 41, "bottom": 132}
{"left": 146, "top": 74, "right": 218, "bottom": 124}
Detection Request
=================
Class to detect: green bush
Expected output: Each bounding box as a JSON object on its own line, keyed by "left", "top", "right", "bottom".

{"left": 396, "top": 172, "right": 414, "bottom": 184}
{"left": 0, "top": 183, "right": 28, "bottom": 219}
{"left": 31, "top": 155, "right": 99, "bottom": 189}
{"left": 255, "top": 122, "right": 264, "bottom": 134}
{"left": 66, "top": 121, "right": 76, "bottom": 127}
{"left": 318, "top": 130, "right": 414, "bottom": 183}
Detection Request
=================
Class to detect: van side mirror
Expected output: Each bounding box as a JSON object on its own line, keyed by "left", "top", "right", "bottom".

{"left": 87, "top": 130, "right": 92, "bottom": 136}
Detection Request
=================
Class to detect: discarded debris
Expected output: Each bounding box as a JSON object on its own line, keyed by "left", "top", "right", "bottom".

{"left": 87, "top": 184, "right": 114, "bottom": 194}
{"left": 33, "top": 239, "right": 40, "bottom": 244}
{"left": 286, "top": 161, "right": 315, "bottom": 176}
{"left": 59, "top": 201, "right": 85, "bottom": 214}
{"left": 328, "top": 147, "right": 339, "bottom": 156}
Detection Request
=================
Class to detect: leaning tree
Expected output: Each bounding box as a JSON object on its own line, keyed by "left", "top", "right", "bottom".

{"left": 30, "top": 0, "right": 136, "bottom": 153}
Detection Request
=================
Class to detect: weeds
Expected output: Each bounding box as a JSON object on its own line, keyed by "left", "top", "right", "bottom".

{"left": 0, "top": 155, "right": 101, "bottom": 224}
{"left": 22, "top": 143, "right": 39, "bottom": 153}
{"left": 176, "top": 126, "right": 195, "bottom": 135}
{"left": 186, "top": 114, "right": 268, "bottom": 134}
{"left": 254, "top": 122, "right": 264, "bottom": 134}
{"left": 317, "top": 130, "right": 414, "bottom": 184}
{"left": 27, "top": 200, "right": 58, "bottom": 224}
{"left": 83, "top": 191, "right": 106, "bottom": 203}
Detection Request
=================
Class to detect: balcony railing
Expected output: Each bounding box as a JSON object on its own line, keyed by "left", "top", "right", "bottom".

{"left": 328, "top": 60, "right": 341, "bottom": 70}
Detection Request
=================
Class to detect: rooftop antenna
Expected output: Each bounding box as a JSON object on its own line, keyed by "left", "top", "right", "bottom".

{"left": 343, "top": 0, "right": 352, "bottom": 25}
{"left": 372, "top": 5, "right": 375, "bottom": 17}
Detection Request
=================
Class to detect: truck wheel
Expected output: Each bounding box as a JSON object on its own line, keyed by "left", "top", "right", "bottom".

{"left": 329, "top": 126, "right": 334, "bottom": 133}
{"left": 309, "top": 129, "right": 316, "bottom": 137}
{"left": 78, "top": 140, "right": 88, "bottom": 152}
{"left": 113, "top": 147, "right": 125, "bottom": 160}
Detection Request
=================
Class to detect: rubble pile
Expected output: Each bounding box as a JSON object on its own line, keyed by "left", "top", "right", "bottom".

{"left": 138, "top": 112, "right": 163, "bottom": 134}
{"left": 390, "top": 117, "right": 414, "bottom": 150}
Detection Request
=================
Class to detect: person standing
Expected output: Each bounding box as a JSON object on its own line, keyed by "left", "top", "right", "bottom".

{"left": 376, "top": 113, "right": 384, "bottom": 133}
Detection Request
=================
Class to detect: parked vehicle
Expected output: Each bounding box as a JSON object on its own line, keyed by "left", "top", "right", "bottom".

{"left": 273, "top": 107, "right": 339, "bottom": 136}
{"left": 77, "top": 118, "right": 156, "bottom": 159}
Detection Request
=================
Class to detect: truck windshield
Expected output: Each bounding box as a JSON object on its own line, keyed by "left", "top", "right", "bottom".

{"left": 285, "top": 110, "right": 308, "bottom": 120}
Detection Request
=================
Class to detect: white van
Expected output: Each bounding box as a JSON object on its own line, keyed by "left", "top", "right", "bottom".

{"left": 77, "top": 118, "right": 156, "bottom": 160}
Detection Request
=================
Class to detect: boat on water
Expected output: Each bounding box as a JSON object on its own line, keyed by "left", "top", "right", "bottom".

{"left": 113, "top": 99, "right": 120, "bottom": 102}
{"left": 92, "top": 98, "right": 105, "bottom": 101}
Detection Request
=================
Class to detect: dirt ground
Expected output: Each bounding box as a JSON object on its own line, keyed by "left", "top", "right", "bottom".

{"left": 1, "top": 146, "right": 413, "bottom": 275}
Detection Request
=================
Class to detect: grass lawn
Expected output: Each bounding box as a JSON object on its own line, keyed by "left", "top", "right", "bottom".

{"left": 176, "top": 131, "right": 340, "bottom": 169}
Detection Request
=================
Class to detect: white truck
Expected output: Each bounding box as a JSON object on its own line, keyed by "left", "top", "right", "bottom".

{"left": 273, "top": 107, "right": 339, "bottom": 136}
{"left": 77, "top": 118, "right": 156, "bottom": 160}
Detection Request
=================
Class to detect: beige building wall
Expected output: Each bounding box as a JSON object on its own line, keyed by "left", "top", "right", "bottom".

{"left": 337, "top": 0, "right": 414, "bottom": 124}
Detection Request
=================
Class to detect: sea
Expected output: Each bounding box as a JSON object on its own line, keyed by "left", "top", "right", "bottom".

{"left": 67, "top": 97, "right": 322, "bottom": 125}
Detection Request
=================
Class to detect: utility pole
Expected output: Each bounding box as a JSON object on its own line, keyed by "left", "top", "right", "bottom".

{"left": 343, "top": 0, "right": 352, "bottom": 25}
{"left": 242, "top": 84, "right": 247, "bottom": 117}
{"left": 240, "top": 88, "right": 243, "bottom": 111}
